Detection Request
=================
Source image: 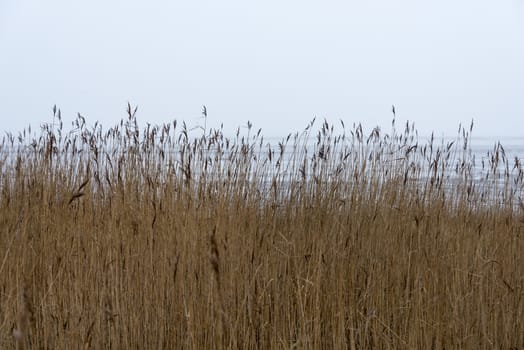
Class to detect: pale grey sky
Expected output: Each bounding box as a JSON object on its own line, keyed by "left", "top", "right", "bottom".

{"left": 1, "top": 0, "right": 523, "bottom": 137}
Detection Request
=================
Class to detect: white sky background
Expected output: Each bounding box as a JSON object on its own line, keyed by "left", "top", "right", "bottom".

{"left": 0, "top": 0, "right": 523, "bottom": 138}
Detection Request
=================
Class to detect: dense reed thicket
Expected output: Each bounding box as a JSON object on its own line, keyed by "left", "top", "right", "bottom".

{"left": 1, "top": 105, "right": 523, "bottom": 349}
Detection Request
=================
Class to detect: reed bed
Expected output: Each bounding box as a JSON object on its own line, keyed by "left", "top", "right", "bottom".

{"left": 0, "top": 105, "right": 523, "bottom": 349}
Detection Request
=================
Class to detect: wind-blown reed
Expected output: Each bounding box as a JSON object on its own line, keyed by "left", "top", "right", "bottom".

{"left": 0, "top": 105, "right": 523, "bottom": 348}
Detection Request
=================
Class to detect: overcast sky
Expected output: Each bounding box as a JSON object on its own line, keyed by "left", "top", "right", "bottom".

{"left": 1, "top": 0, "right": 523, "bottom": 138}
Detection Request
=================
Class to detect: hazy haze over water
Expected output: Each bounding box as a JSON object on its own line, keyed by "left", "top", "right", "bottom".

{"left": 0, "top": 0, "right": 523, "bottom": 138}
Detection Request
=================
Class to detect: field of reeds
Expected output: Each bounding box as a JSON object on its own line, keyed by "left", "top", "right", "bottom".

{"left": 1, "top": 105, "right": 523, "bottom": 349}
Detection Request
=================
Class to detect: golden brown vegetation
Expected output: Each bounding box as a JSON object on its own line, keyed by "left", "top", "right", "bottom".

{"left": 0, "top": 105, "right": 523, "bottom": 349}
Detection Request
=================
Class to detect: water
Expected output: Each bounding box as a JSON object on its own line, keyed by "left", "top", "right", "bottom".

{"left": 2, "top": 133, "right": 523, "bottom": 207}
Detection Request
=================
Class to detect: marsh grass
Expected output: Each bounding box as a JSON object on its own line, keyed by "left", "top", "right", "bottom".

{"left": 0, "top": 105, "right": 523, "bottom": 348}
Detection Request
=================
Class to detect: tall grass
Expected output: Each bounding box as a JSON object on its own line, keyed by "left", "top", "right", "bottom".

{"left": 0, "top": 105, "right": 523, "bottom": 348}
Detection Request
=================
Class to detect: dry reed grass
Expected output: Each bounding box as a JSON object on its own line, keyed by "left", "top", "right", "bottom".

{"left": 0, "top": 105, "right": 523, "bottom": 349}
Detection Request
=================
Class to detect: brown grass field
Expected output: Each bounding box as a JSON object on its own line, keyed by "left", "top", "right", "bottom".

{"left": 1, "top": 106, "right": 523, "bottom": 349}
